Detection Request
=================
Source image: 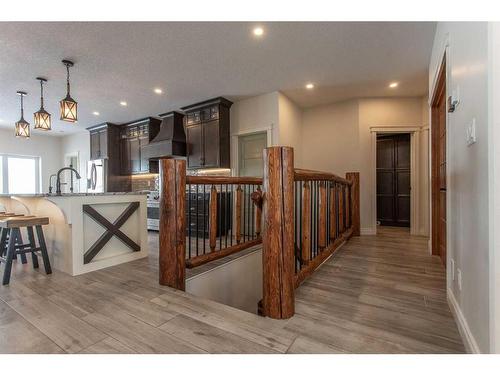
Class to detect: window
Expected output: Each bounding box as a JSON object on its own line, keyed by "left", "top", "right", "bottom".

{"left": 0, "top": 154, "right": 41, "bottom": 194}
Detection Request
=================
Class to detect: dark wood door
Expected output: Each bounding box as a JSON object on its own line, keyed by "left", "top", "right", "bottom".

{"left": 120, "top": 137, "right": 131, "bottom": 175}
{"left": 376, "top": 133, "right": 411, "bottom": 227}
{"left": 186, "top": 124, "right": 203, "bottom": 169}
{"left": 139, "top": 134, "right": 150, "bottom": 173}
{"left": 432, "top": 58, "right": 447, "bottom": 267}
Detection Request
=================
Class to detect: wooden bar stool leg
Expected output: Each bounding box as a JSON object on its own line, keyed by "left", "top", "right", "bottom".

{"left": 27, "top": 226, "right": 39, "bottom": 269}
{"left": 2, "top": 228, "right": 20, "bottom": 285}
{"left": 35, "top": 225, "right": 52, "bottom": 274}
{"left": 17, "top": 230, "right": 28, "bottom": 265}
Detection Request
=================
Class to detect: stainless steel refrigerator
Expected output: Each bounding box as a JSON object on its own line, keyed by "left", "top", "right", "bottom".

{"left": 87, "top": 159, "right": 107, "bottom": 193}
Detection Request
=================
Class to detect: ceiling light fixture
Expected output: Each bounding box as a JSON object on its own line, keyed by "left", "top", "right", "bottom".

{"left": 15, "top": 91, "right": 30, "bottom": 138}
{"left": 120, "top": 101, "right": 127, "bottom": 106}
{"left": 253, "top": 27, "right": 264, "bottom": 37}
{"left": 34, "top": 77, "right": 51, "bottom": 131}
{"left": 389, "top": 82, "right": 399, "bottom": 88}
{"left": 60, "top": 60, "right": 78, "bottom": 122}
{"left": 305, "top": 83, "right": 315, "bottom": 90}
{"left": 92, "top": 111, "right": 100, "bottom": 116}
{"left": 154, "top": 88, "right": 163, "bottom": 94}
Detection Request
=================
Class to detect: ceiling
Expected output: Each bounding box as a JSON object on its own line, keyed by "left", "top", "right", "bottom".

{"left": 0, "top": 22, "right": 436, "bottom": 136}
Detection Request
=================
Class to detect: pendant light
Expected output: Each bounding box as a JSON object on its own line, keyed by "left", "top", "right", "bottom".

{"left": 59, "top": 59, "right": 77, "bottom": 122}
{"left": 15, "top": 91, "right": 30, "bottom": 138}
{"left": 34, "top": 77, "right": 51, "bottom": 131}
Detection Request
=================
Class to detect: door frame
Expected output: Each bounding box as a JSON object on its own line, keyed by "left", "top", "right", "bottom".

{"left": 231, "top": 127, "right": 273, "bottom": 177}
{"left": 430, "top": 56, "right": 447, "bottom": 264}
{"left": 370, "top": 126, "right": 425, "bottom": 236}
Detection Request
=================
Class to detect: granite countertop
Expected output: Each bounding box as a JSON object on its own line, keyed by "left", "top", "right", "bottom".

{"left": 0, "top": 191, "right": 149, "bottom": 198}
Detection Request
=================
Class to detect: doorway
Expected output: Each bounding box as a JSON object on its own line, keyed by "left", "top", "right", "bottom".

{"left": 238, "top": 132, "right": 267, "bottom": 177}
{"left": 376, "top": 133, "right": 411, "bottom": 227}
{"left": 431, "top": 57, "right": 447, "bottom": 267}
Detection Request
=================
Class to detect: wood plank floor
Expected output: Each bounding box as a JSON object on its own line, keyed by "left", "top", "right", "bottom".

{"left": 0, "top": 227, "right": 465, "bottom": 353}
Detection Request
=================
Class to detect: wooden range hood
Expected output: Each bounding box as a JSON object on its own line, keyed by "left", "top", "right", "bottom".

{"left": 141, "top": 111, "right": 186, "bottom": 160}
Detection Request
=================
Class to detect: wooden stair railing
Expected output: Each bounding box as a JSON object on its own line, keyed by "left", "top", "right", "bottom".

{"left": 158, "top": 159, "right": 263, "bottom": 290}
{"left": 260, "top": 146, "right": 360, "bottom": 319}
{"left": 158, "top": 147, "right": 360, "bottom": 321}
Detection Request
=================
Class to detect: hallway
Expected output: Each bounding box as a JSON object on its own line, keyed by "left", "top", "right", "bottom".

{"left": 0, "top": 227, "right": 464, "bottom": 353}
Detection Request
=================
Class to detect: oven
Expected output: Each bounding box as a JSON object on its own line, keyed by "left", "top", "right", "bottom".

{"left": 147, "top": 192, "right": 159, "bottom": 231}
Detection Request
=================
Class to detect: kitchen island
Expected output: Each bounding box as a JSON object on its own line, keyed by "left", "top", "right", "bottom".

{"left": 0, "top": 192, "right": 148, "bottom": 275}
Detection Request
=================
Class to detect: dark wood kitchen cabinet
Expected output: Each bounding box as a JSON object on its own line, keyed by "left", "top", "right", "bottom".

{"left": 89, "top": 127, "right": 109, "bottom": 160}
{"left": 119, "top": 117, "right": 161, "bottom": 175}
{"left": 181, "top": 97, "right": 232, "bottom": 170}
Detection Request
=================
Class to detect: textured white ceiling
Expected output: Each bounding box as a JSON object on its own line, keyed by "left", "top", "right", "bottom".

{"left": 0, "top": 22, "right": 435, "bottom": 136}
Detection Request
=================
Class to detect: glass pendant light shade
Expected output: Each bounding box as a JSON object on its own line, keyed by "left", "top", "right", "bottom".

{"left": 60, "top": 60, "right": 77, "bottom": 122}
{"left": 34, "top": 77, "right": 51, "bottom": 131}
{"left": 15, "top": 91, "right": 30, "bottom": 138}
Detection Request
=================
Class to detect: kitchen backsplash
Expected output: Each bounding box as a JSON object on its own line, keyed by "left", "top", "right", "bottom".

{"left": 130, "top": 168, "right": 232, "bottom": 192}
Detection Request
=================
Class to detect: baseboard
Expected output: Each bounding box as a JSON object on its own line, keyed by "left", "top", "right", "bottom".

{"left": 361, "top": 227, "right": 377, "bottom": 235}
{"left": 447, "top": 288, "right": 481, "bottom": 353}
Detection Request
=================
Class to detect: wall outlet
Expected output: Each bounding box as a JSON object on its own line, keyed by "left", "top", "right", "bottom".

{"left": 457, "top": 268, "right": 463, "bottom": 291}
{"left": 466, "top": 118, "right": 477, "bottom": 146}
{"left": 450, "top": 259, "right": 455, "bottom": 281}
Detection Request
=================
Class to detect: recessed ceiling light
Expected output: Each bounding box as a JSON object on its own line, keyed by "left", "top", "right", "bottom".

{"left": 389, "top": 82, "right": 399, "bottom": 88}
{"left": 92, "top": 111, "right": 100, "bottom": 116}
{"left": 305, "top": 83, "right": 315, "bottom": 90}
{"left": 154, "top": 88, "right": 163, "bottom": 95}
{"left": 120, "top": 101, "right": 127, "bottom": 106}
{"left": 253, "top": 27, "right": 264, "bottom": 37}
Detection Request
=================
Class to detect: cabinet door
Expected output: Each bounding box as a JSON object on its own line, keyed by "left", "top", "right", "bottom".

{"left": 120, "top": 137, "right": 131, "bottom": 175}
{"left": 130, "top": 136, "right": 141, "bottom": 173}
{"left": 90, "top": 131, "right": 100, "bottom": 160}
{"left": 99, "top": 129, "right": 108, "bottom": 158}
{"left": 186, "top": 124, "right": 203, "bottom": 169}
{"left": 203, "top": 119, "right": 220, "bottom": 168}
{"left": 139, "top": 135, "right": 150, "bottom": 172}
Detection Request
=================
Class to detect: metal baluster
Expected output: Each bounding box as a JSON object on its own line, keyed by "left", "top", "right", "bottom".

{"left": 188, "top": 185, "right": 192, "bottom": 259}
{"left": 203, "top": 184, "right": 206, "bottom": 255}
{"left": 195, "top": 184, "right": 199, "bottom": 257}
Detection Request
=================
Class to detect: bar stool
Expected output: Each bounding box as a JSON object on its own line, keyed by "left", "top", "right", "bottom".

{"left": 0, "top": 213, "right": 29, "bottom": 264}
{"left": 0, "top": 216, "right": 52, "bottom": 285}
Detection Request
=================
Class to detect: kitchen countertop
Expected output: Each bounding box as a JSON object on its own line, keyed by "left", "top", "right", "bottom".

{"left": 0, "top": 191, "right": 149, "bottom": 197}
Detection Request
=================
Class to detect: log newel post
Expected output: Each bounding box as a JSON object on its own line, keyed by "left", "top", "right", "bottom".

{"left": 346, "top": 172, "right": 360, "bottom": 236}
{"left": 261, "top": 146, "right": 295, "bottom": 319}
{"left": 159, "top": 158, "right": 186, "bottom": 290}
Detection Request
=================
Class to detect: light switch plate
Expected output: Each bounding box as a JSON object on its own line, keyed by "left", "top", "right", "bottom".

{"left": 457, "top": 269, "right": 463, "bottom": 291}
{"left": 466, "top": 118, "right": 477, "bottom": 146}
{"left": 451, "top": 259, "right": 455, "bottom": 280}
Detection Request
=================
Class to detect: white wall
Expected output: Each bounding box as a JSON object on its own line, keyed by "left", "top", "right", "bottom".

{"left": 429, "top": 22, "right": 490, "bottom": 353}
{"left": 230, "top": 92, "right": 279, "bottom": 173}
{"left": 278, "top": 93, "right": 303, "bottom": 167}
{"left": 60, "top": 132, "right": 90, "bottom": 192}
{"left": 0, "top": 128, "right": 62, "bottom": 192}
{"left": 489, "top": 22, "right": 500, "bottom": 354}
{"left": 300, "top": 97, "right": 428, "bottom": 234}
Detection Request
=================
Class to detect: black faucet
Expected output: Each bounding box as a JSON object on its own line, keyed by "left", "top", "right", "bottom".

{"left": 48, "top": 174, "right": 57, "bottom": 194}
{"left": 56, "top": 167, "right": 81, "bottom": 195}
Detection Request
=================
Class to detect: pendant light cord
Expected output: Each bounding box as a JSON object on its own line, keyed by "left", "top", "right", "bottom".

{"left": 40, "top": 80, "right": 44, "bottom": 109}
{"left": 20, "top": 93, "right": 24, "bottom": 118}
{"left": 66, "top": 64, "right": 71, "bottom": 96}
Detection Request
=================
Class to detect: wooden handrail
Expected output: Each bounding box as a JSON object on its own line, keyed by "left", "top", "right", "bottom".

{"left": 186, "top": 176, "right": 263, "bottom": 185}
{"left": 294, "top": 168, "right": 352, "bottom": 185}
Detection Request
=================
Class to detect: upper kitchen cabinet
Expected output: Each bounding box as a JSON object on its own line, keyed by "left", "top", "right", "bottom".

{"left": 181, "top": 97, "right": 232, "bottom": 169}
{"left": 87, "top": 123, "right": 120, "bottom": 160}
{"left": 119, "top": 117, "right": 162, "bottom": 175}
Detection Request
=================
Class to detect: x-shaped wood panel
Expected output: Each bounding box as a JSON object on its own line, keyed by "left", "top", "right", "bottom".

{"left": 83, "top": 202, "right": 140, "bottom": 264}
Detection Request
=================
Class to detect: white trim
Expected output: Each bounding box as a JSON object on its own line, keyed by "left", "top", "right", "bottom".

{"left": 448, "top": 288, "right": 481, "bottom": 354}
{"left": 231, "top": 126, "right": 273, "bottom": 176}
{"left": 370, "top": 126, "right": 426, "bottom": 236}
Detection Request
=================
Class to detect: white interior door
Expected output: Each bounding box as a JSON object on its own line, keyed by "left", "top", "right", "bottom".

{"left": 238, "top": 132, "right": 267, "bottom": 177}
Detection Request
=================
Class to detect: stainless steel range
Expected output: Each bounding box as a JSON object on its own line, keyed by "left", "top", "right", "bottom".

{"left": 147, "top": 191, "right": 159, "bottom": 231}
